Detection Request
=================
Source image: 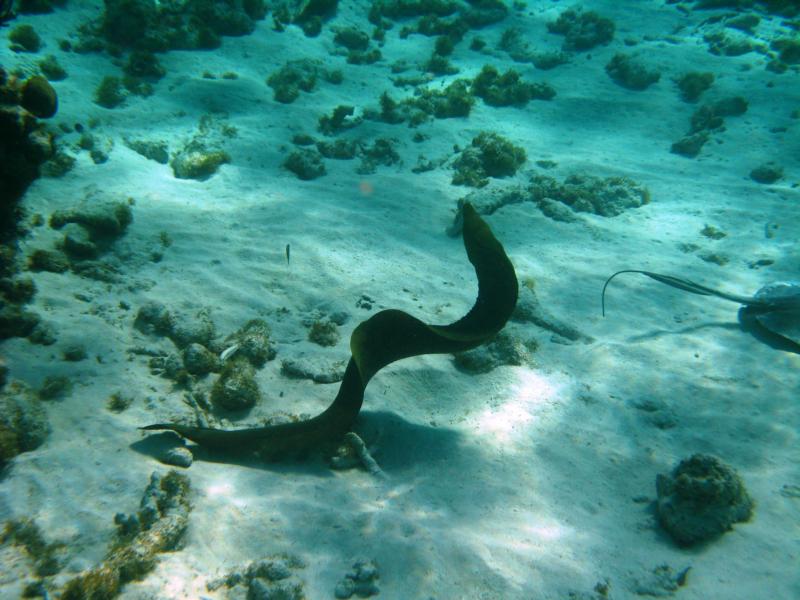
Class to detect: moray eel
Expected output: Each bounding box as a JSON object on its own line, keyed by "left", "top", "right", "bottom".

{"left": 141, "top": 203, "right": 518, "bottom": 457}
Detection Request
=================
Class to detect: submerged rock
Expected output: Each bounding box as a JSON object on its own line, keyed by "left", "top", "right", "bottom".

{"left": 0, "top": 381, "right": 50, "bottom": 466}
{"left": 656, "top": 454, "right": 753, "bottom": 546}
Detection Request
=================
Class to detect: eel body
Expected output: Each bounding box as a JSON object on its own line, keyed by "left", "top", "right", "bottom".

{"left": 142, "top": 203, "right": 518, "bottom": 457}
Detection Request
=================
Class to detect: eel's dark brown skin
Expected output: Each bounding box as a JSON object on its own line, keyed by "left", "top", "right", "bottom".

{"left": 141, "top": 202, "right": 519, "bottom": 458}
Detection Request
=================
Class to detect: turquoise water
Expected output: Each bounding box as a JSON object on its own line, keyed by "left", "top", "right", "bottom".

{"left": 1, "top": 2, "right": 799, "bottom": 598}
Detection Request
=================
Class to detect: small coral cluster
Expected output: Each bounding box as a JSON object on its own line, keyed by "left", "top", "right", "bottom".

{"left": 334, "top": 559, "right": 380, "bottom": 598}
{"left": 206, "top": 554, "right": 307, "bottom": 599}
{"left": 135, "top": 301, "right": 276, "bottom": 412}
{"left": 27, "top": 196, "right": 133, "bottom": 285}
{"left": 61, "top": 470, "right": 191, "bottom": 599}
{"left": 656, "top": 454, "right": 753, "bottom": 546}
{"left": 0, "top": 381, "right": 50, "bottom": 466}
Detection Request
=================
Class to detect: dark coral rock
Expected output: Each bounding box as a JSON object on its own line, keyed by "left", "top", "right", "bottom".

{"left": 547, "top": 8, "right": 614, "bottom": 51}
{"left": 675, "top": 71, "right": 714, "bottom": 103}
{"left": 94, "top": 75, "right": 125, "bottom": 108}
{"left": 294, "top": 0, "right": 339, "bottom": 25}
{"left": 412, "top": 79, "right": 474, "bottom": 119}
{"left": 750, "top": 162, "right": 783, "bottom": 184}
{"left": 656, "top": 454, "right": 753, "bottom": 546}
{"left": 124, "top": 51, "right": 166, "bottom": 80}
{"left": 134, "top": 301, "right": 174, "bottom": 337}
{"left": 18, "top": 0, "right": 67, "bottom": 14}
{"left": 126, "top": 138, "right": 169, "bottom": 163}
{"left": 471, "top": 64, "right": 555, "bottom": 107}
{"left": 308, "top": 319, "right": 339, "bottom": 347}
{"left": 171, "top": 148, "right": 230, "bottom": 180}
{"left": 284, "top": 148, "right": 326, "bottom": 180}
{"left": 50, "top": 200, "right": 132, "bottom": 240}
{"left": 97, "top": 0, "right": 266, "bottom": 52}
{"left": 669, "top": 131, "right": 710, "bottom": 158}
{"left": 605, "top": 53, "right": 660, "bottom": 91}
{"left": 9, "top": 23, "right": 42, "bottom": 52}
{"left": 0, "top": 276, "right": 36, "bottom": 304}
{"left": 529, "top": 173, "right": 650, "bottom": 217}
{"left": 182, "top": 342, "right": 219, "bottom": 375}
{"left": 38, "top": 54, "right": 68, "bottom": 81}
{"left": 20, "top": 75, "right": 58, "bottom": 118}
{"left": 333, "top": 27, "right": 370, "bottom": 51}
{"left": 211, "top": 356, "right": 261, "bottom": 411}
{"left": 0, "top": 70, "right": 56, "bottom": 243}
{"left": 267, "top": 59, "right": 321, "bottom": 104}
{"left": 28, "top": 248, "right": 69, "bottom": 272}
{"left": 226, "top": 318, "right": 275, "bottom": 367}
{"left": 61, "top": 223, "right": 98, "bottom": 258}
{"left": 0, "top": 304, "right": 40, "bottom": 339}
{"left": 452, "top": 131, "right": 526, "bottom": 187}
{"left": 0, "top": 381, "right": 50, "bottom": 465}
{"left": 712, "top": 96, "right": 747, "bottom": 117}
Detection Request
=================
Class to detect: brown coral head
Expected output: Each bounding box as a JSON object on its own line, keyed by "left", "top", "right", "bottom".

{"left": 20, "top": 75, "right": 58, "bottom": 119}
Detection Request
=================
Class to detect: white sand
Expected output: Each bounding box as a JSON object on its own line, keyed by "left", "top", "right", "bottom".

{"left": 2, "top": 1, "right": 799, "bottom": 598}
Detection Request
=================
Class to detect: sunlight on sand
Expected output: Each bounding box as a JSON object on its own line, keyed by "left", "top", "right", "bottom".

{"left": 474, "top": 369, "right": 566, "bottom": 450}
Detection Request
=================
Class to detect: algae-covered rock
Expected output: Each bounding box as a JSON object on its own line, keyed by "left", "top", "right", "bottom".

{"left": 0, "top": 304, "right": 40, "bottom": 339}
{"left": 656, "top": 454, "right": 753, "bottom": 546}
{"left": 0, "top": 381, "right": 50, "bottom": 465}
{"left": 605, "top": 53, "right": 660, "bottom": 91}
{"left": 182, "top": 342, "right": 219, "bottom": 375}
{"left": 308, "top": 318, "right": 340, "bottom": 347}
{"left": 225, "top": 318, "right": 275, "bottom": 367}
{"left": 211, "top": 356, "right": 261, "bottom": 411}
{"left": 547, "top": 8, "right": 614, "bottom": 51}
{"left": 27, "top": 248, "right": 69, "bottom": 273}
{"left": 38, "top": 54, "right": 68, "bottom": 81}
{"left": 675, "top": 71, "right": 714, "bottom": 103}
{"left": 670, "top": 131, "right": 710, "bottom": 158}
{"left": 335, "top": 559, "right": 380, "bottom": 599}
{"left": 50, "top": 200, "right": 133, "bottom": 239}
{"left": 529, "top": 173, "right": 650, "bottom": 217}
{"left": 411, "top": 79, "right": 474, "bottom": 119}
{"left": 284, "top": 148, "right": 326, "bottom": 180}
{"left": 169, "top": 308, "right": 215, "bottom": 348}
{"left": 1, "top": 518, "right": 65, "bottom": 577}
{"left": 94, "top": 75, "right": 125, "bottom": 108}
{"left": 135, "top": 302, "right": 215, "bottom": 350}
{"left": 171, "top": 147, "right": 230, "bottom": 180}
{"left": 20, "top": 75, "right": 58, "bottom": 118}
{"left": 280, "top": 356, "right": 345, "bottom": 383}
{"left": 162, "top": 446, "right": 193, "bottom": 468}
{"left": 125, "top": 138, "right": 169, "bottom": 164}
{"left": 61, "top": 470, "right": 190, "bottom": 599}
{"left": 134, "top": 301, "right": 174, "bottom": 337}
{"left": 9, "top": 24, "right": 42, "bottom": 52}
{"left": 471, "top": 64, "right": 555, "bottom": 107}
{"left": 206, "top": 554, "right": 307, "bottom": 599}
{"left": 92, "top": 0, "right": 265, "bottom": 52}
{"left": 267, "top": 59, "right": 322, "bottom": 104}
{"left": 452, "top": 132, "right": 526, "bottom": 187}
{"left": 750, "top": 162, "right": 783, "bottom": 184}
